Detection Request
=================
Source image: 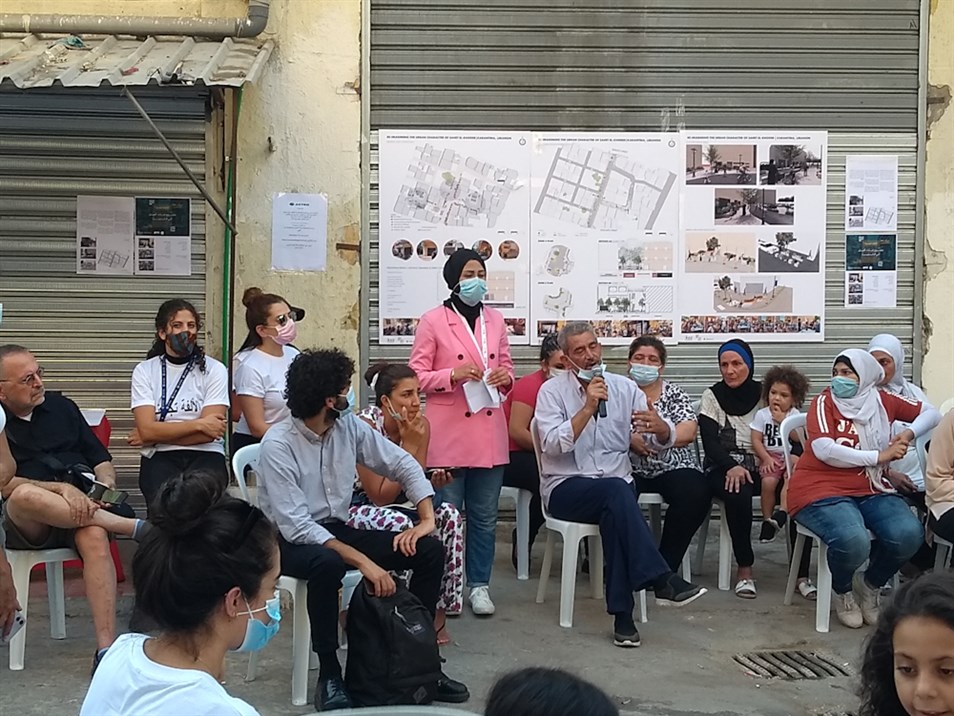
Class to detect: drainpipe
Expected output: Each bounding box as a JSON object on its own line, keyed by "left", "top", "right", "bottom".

{"left": 0, "top": 0, "right": 269, "bottom": 38}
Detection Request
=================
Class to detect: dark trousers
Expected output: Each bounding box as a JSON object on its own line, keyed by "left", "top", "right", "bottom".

{"left": 930, "top": 511, "right": 954, "bottom": 546}
{"left": 548, "top": 477, "right": 670, "bottom": 616}
{"left": 279, "top": 523, "right": 444, "bottom": 657}
{"left": 139, "top": 450, "right": 228, "bottom": 516}
{"left": 635, "top": 468, "right": 713, "bottom": 572}
{"left": 502, "top": 450, "right": 545, "bottom": 544}
{"left": 230, "top": 431, "right": 260, "bottom": 454}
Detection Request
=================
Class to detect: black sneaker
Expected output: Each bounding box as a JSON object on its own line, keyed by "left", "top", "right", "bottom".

{"left": 654, "top": 574, "right": 707, "bottom": 607}
{"left": 612, "top": 614, "right": 641, "bottom": 648}
{"left": 314, "top": 676, "right": 352, "bottom": 711}
{"left": 435, "top": 673, "right": 470, "bottom": 703}
{"left": 759, "top": 519, "right": 779, "bottom": 543}
{"left": 772, "top": 509, "right": 788, "bottom": 530}
{"left": 91, "top": 647, "right": 108, "bottom": 678}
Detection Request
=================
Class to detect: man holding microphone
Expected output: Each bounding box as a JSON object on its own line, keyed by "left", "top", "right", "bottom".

{"left": 535, "top": 322, "right": 706, "bottom": 648}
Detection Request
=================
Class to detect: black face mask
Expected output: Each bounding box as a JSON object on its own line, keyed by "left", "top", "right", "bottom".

{"left": 167, "top": 331, "right": 196, "bottom": 357}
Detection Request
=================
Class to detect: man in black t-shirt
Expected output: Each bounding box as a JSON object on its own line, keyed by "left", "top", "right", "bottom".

{"left": 0, "top": 345, "right": 147, "bottom": 671}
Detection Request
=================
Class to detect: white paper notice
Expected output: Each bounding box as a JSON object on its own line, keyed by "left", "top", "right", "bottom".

{"left": 76, "top": 196, "right": 134, "bottom": 275}
{"left": 845, "top": 155, "right": 898, "bottom": 232}
{"left": 463, "top": 375, "right": 501, "bottom": 412}
{"left": 272, "top": 193, "right": 328, "bottom": 271}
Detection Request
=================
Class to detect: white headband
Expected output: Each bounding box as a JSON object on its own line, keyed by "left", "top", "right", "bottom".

{"left": 369, "top": 373, "right": 379, "bottom": 392}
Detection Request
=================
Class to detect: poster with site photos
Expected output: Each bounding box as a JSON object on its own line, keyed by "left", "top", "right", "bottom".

{"left": 377, "top": 130, "right": 532, "bottom": 345}
{"left": 678, "top": 131, "right": 827, "bottom": 343}
{"left": 529, "top": 132, "right": 682, "bottom": 345}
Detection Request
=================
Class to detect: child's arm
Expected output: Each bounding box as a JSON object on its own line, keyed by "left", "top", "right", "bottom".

{"left": 751, "top": 429, "right": 774, "bottom": 475}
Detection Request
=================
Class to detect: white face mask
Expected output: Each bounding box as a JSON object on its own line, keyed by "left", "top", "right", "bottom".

{"left": 547, "top": 367, "right": 567, "bottom": 380}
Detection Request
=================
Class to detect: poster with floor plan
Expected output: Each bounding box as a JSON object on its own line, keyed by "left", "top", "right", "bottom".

{"left": 378, "top": 130, "right": 532, "bottom": 344}
{"left": 678, "top": 131, "right": 828, "bottom": 342}
{"left": 528, "top": 132, "right": 682, "bottom": 345}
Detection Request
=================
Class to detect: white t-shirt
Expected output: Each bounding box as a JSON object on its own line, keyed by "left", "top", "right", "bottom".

{"left": 131, "top": 354, "right": 230, "bottom": 455}
{"left": 234, "top": 346, "right": 299, "bottom": 436}
{"left": 81, "top": 633, "right": 260, "bottom": 716}
{"left": 750, "top": 406, "right": 800, "bottom": 455}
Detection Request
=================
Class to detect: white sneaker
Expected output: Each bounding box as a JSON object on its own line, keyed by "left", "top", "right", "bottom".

{"left": 468, "top": 586, "right": 495, "bottom": 616}
{"left": 834, "top": 591, "right": 863, "bottom": 629}
{"left": 852, "top": 572, "right": 881, "bottom": 625}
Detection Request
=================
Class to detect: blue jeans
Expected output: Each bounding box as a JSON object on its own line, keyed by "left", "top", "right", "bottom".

{"left": 795, "top": 494, "right": 924, "bottom": 594}
{"left": 438, "top": 465, "right": 504, "bottom": 588}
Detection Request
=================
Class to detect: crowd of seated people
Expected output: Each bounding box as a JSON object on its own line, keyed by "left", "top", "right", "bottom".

{"left": 1, "top": 274, "right": 951, "bottom": 712}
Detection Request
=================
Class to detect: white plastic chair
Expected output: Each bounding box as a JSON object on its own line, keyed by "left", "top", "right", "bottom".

{"left": 938, "top": 396, "right": 954, "bottom": 416}
{"left": 230, "top": 442, "right": 360, "bottom": 705}
{"left": 5, "top": 547, "right": 78, "bottom": 670}
{"left": 784, "top": 522, "right": 834, "bottom": 632}
{"left": 499, "top": 486, "right": 532, "bottom": 580}
{"left": 935, "top": 536, "right": 953, "bottom": 571}
{"left": 636, "top": 492, "right": 692, "bottom": 581}
{"left": 529, "top": 419, "right": 648, "bottom": 626}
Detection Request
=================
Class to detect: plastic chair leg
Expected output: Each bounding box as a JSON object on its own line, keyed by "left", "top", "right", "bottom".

{"left": 637, "top": 590, "right": 648, "bottom": 623}
{"left": 718, "top": 510, "right": 732, "bottom": 591}
{"left": 559, "top": 531, "right": 581, "bottom": 628}
{"left": 515, "top": 490, "right": 531, "bottom": 581}
{"left": 290, "top": 582, "right": 311, "bottom": 706}
{"left": 45, "top": 562, "right": 66, "bottom": 640}
{"left": 815, "top": 541, "right": 832, "bottom": 633}
{"left": 245, "top": 651, "right": 260, "bottom": 682}
{"left": 8, "top": 552, "right": 32, "bottom": 671}
{"left": 535, "top": 531, "right": 555, "bottom": 604}
{"left": 783, "top": 533, "right": 805, "bottom": 606}
{"left": 588, "top": 535, "right": 603, "bottom": 600}
{"left": 680, "top": 550, "right": 691, "bottom": 582}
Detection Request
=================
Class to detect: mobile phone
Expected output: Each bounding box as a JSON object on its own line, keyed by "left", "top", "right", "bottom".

{"left": 425, "top": 467, "right": 458, "bottom": 476}
{"left": 1, "top": 611, "right": 25, "bottom": 645}
{"left": 87, "top": 480, "right": 129, "bottom": 505}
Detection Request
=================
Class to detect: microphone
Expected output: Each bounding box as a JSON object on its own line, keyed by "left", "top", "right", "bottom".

{"left": 592, "top": 366, "right": 607, "bottom": 419}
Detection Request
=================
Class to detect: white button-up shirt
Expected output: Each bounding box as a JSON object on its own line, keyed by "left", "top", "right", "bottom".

{"left": 257, "top": 413, "right": 434, "bottom": 545}
{"left": 535, "top": 370, "right": 675, "bottom": 505}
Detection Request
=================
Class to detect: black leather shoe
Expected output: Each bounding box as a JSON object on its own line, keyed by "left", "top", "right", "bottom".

{"left": 314, "top": 676, "right": 353, "bottom": 711}
{"left": 435, "top": 673, "right": 470, "bottom": 703}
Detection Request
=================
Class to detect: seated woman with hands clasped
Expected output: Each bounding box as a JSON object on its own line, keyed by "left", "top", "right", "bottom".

{"left": 81, "top": 470, "right": 279, "bottom": 716}
{"left": 787, "top": 349, "right": 938, "bottom": 630}
{"left": 348, "top": 362, "right": 464, "bottom": 645}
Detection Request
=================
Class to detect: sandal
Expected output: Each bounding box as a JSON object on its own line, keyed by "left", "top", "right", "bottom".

{"left": 734, "top": 578, "right": 757, "bottom": 599}
{"left": 797, "top": 580, "right": 818, "bottom": 601}
{"left": 434, "top": 615, "right": 451, "bottom": 646}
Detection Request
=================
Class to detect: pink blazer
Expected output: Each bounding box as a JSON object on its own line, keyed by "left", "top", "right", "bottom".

{"left": 409, "top": 304, "right": 514, "bottom": 469}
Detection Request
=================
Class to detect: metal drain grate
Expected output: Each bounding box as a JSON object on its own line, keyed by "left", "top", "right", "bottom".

{"left": 734, "top": 650, "right": 852, "bottom": 680}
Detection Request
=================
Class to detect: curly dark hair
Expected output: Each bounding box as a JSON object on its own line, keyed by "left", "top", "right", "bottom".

{"left": 858, "top": 571, "right": 954, "bottom": 716}
{"left": 285, "top": 348, "right": 354, "bottom": 420}
{"left": 761, "top": 364, "right": 810, "bottom": 408}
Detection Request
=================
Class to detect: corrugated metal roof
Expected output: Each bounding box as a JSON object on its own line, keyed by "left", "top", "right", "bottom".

{"left": 0, "top": 33, "right": 273, "bottom": 88}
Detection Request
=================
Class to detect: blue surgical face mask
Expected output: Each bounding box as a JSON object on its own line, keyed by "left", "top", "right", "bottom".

{"left": 574, "top": 361, "right": 607, "bottom": 383}
{"left": 232, "top": 593, "right": 281, "bottom": 653}
{"left": 629, "top": 364, "right": 660, "bottom": 387}
{"left": 830, "top": 376, "right": 860, "bottom": 399}
{"left": 457, "top": 277, "right": 487, "bottom": 307}
{"left": 383, "top": 396, "right": 402, "bottom": 421}
{"left": 333, "top": 386, "right": 356, "bottom": 416}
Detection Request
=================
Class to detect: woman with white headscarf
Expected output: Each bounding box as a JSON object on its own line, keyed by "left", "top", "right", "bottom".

{"left": 786, "top": 350, "right": 932, "bottom": 630}
{"left": 867, "top": 333, "right": 941, "bottom": 492}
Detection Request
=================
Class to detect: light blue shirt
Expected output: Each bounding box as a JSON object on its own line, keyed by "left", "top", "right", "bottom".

{"left": 535, "top": 371, "right": 675, "bottom": 505}
{"left": 257, "top": 413, "right": 434, "bottom": 545}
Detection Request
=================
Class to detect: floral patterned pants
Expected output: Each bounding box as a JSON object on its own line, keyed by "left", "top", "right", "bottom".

{"left": 347, "top": 502, "right": 464, "bottom": 614}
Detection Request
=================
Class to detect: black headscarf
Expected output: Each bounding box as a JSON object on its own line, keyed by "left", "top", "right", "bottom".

{"left": 441, "top": 248, "right": 486, "bottom": 331}
{"left": 710, "top": 338, "right": 762, "bottom": 415}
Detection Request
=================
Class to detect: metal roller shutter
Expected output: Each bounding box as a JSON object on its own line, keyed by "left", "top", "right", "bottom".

{"left": 0, "top": 86, "right": 210, "bottom": 509}
{"left": 362, "top": 0, "right": 924, "bottom": 401}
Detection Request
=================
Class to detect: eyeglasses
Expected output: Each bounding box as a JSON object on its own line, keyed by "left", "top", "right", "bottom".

{"left": 1, "top": 366, "right": 44, "bottom": 386}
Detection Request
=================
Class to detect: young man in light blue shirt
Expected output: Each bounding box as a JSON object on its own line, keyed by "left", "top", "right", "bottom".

{"left": 535, "top": 322, "right": 707, "bottom": 648}
{"left": 257, "top": 348, "right": 468, "bottom": 711}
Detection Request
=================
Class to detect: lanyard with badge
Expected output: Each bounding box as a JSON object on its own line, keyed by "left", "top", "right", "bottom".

{"left": 451, "top": 305, "right": 488, "bottom": 368}
{"left": 158, "top": 355, "right": 194, "bottom": 421}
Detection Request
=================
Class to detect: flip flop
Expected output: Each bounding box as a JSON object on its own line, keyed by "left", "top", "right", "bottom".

{"left": 734, "top": 578, "right": 757, "bottom": 599}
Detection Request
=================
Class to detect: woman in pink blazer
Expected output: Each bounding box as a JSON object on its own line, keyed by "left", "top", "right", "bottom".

{"left": 410, "top": 249, "right": 514, "bottom": 617}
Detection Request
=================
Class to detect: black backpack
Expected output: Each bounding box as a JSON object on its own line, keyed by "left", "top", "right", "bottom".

{"left": 344, "top": 579, "right": 442, "bottom": 707}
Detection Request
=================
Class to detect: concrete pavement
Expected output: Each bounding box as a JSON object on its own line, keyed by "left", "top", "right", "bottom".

{"left": 1, "top": 523, "right": 871, "bottom": 716}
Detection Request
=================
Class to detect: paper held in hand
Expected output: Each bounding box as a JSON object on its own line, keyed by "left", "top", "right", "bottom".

{"left": 462, "top": 371, "right": 501, "bottom": 412}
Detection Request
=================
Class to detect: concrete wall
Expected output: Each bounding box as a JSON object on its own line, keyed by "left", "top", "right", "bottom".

{"left": 5, "top": 0, "right": 363, "bottom": 363}
{"left": 923, "top": 0, "right": 954, "bottom": 402}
